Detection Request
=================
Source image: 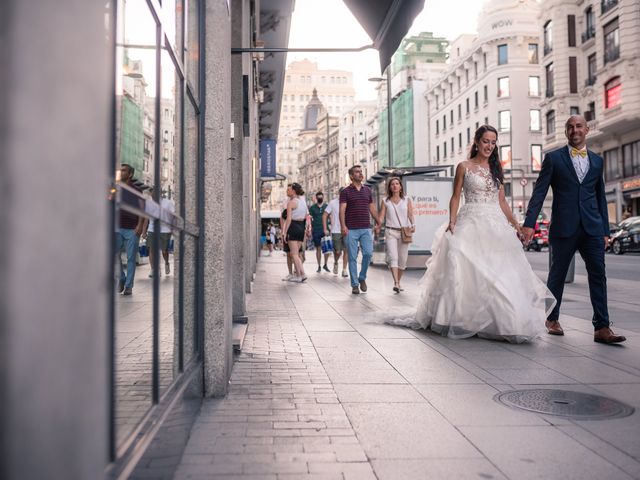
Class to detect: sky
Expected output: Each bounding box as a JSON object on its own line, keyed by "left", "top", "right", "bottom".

{"left": 287, "top": 0, "right": 485, "bottom": 100}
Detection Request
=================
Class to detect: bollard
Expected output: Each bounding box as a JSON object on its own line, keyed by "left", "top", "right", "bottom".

{"left": 548, "top": 244, "right": 575, "bottom": 284}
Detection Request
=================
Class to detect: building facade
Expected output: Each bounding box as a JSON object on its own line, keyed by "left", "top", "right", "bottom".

{"left": 338, "top": 101, "right": 378, "bottom": 184}
{"left": 539, "top": 0, "right": 640, "bottom": 221}
{"left": 426, "top": 0, "right": 547, "bottom": 219}
{"left": 266, "top": 60, "right": 357, "bottom": 211}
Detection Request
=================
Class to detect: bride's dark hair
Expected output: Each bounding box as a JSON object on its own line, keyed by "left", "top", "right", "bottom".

{"left": 469, "top": 125, "right": 504, "bottom": 185}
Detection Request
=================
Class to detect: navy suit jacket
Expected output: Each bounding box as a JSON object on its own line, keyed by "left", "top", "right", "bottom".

{"left": 524, "top": 146, "right": 610, "bottom": 238}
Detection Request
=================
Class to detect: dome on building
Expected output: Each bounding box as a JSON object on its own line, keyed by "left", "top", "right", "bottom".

{"left": 301, "top": 88, "right": 326, "bottom": 131}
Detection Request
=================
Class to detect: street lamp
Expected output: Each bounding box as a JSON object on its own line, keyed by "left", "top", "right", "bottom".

{"left": 369, "top": 67, "right": 393, "bottom": 168}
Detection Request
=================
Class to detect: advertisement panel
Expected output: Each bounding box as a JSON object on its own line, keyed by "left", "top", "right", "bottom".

{"left": 259, "top": 139, "right": 276, "bottom": 178}
{"left": 404, "top": 177, "right": 453, "bottom": 253}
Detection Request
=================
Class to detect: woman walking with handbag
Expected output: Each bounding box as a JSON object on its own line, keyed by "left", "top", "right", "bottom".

{"left": 378, "top": 177, "right": 415, "bottom": 293}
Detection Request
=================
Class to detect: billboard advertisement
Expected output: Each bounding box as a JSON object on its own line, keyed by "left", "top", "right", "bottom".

{"left": 404, "top": 177, "right": 453, "bottom": 253}
{"left": 259, "top": 139, "right": 276, "bottom": 178}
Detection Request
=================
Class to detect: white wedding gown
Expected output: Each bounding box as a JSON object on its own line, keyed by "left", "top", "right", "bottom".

{"left": 388, "top": 164, "right": 556, "bottom": 343}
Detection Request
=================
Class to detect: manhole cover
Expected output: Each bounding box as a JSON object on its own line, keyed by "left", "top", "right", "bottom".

{"left": 495, "top": 389, "right": 635, "bottom": 420}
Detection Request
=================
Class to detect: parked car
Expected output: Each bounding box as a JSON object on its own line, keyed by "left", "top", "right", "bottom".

{"left": 525, "top": 220, "right": 550, "bottom": 251}
{"left": 610, "top": 216, "right": 640, "bottom": 255}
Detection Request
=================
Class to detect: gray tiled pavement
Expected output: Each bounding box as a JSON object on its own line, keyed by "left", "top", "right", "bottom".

{"left": 173, "top": 251, "right": 640, "bottom": 480}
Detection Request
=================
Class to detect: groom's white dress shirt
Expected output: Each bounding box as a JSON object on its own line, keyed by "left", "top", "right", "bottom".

{"left": 568, "top": 144, "right": 590, "bottom": 183}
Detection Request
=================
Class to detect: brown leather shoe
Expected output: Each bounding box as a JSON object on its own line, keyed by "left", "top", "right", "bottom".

{"left": 594, "top": 327, "right": 626, "bottom": 344}
{"left": 545, "top": 320, "right": 564, "bottom": 336}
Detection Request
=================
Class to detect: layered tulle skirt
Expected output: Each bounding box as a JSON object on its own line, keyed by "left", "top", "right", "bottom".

{"left": 388, "top": 202, "right": 556, "bottom": 343}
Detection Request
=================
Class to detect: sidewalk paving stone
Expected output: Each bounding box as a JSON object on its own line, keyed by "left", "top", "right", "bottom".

{"left": 173, "top": 254, "right": 640, "bottom": 479}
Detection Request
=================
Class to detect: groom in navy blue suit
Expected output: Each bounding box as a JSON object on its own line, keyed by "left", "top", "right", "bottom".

{"left": 523, "top": 115, "right": 625, "bottom": 344}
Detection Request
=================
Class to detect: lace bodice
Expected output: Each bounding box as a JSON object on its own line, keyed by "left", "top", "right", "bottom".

{"left": 463, "top": 164, "right": 500, "bottom": 204}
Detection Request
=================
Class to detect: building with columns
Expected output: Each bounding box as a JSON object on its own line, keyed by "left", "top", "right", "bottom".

{"left": 539, "top": 0, "right": 640, "bottom": 221}
{"left": 425, "top": 0, "right": 547, "bottom": 219}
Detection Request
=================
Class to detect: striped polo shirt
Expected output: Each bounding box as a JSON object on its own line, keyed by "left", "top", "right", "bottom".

{"left": 339, "top": 184, "right": 373, "bottom": 229}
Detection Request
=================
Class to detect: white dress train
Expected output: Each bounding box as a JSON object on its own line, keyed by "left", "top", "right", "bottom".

{"left": 388, "top": 164, "right": 556, "bottom": 344}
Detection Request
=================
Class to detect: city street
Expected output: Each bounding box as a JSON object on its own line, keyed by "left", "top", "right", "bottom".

{"left": 163, "top": 251, "right": 640, "bottom": 480}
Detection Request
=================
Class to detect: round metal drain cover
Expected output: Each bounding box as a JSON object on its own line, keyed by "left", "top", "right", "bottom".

{"left": 495, "top": 389, "right": 635, "bottom": 420}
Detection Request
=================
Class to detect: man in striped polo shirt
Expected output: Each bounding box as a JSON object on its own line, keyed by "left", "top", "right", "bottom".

{"left": 339, "top": 165, "right": 380, "bottom": 294}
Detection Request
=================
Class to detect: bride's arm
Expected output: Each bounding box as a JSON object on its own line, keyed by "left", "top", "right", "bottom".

{"left": 446, "top": 163, "right": 466, "bottom": 234}
{"left": 498, "top": 185, "right": 522, "bottom": 235}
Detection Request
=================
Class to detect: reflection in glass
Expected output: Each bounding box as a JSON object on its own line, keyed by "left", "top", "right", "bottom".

{"left": 186, "top": 0, "right": 200, "bottom": 93}
{"left": 158, "top": 50, "right": 181, "bottom": 394}
{"left": 114, "top": 0, "right": 157, "bottom": 446}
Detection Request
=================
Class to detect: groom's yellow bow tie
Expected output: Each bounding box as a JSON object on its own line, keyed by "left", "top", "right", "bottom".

{"left": 571, "top": 147, "right": 587, "bottom": 157}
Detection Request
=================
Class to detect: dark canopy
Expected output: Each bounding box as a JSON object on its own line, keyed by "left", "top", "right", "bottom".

{"left": 343, "top": 0, "right": 425, "bottom": 72}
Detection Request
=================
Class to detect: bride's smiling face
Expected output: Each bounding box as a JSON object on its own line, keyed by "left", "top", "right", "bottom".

{"left": 476, "top": 131, "right": 497, "bottom": 158}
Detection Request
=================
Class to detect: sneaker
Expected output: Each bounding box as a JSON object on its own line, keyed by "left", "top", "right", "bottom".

{"left": 301, "top": 276, "right": 308, "bottom": 282}
{"left": 342, "top": 270, "right": 349, "bottom": 278}
{"left": 351, "top": 285, "right": 360, "bottom": 294}
{"left": 316, "top": 266, "right": 321, "bottom": 273}
{"left": 290, "top": 276, "right": 306, "bottom": 283}
{"left": 165, "top": 262, "right": 170, "bottom": 275}
{"left": 122, "top": 287, "right": 132, "bottom": 296}
{"left": 323, "top": 264, "right": 330, "bottom": 272}
{"left": 282, "top": 274, "right": 294, "bottom": 281}
{"left": 333, "top": 263, "right": 338, "bottom": 275}
{"left": 359, "top": 280, "right": 367, "bottom": 292}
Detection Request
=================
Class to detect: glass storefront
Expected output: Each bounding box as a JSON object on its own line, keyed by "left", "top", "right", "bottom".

{"left": 110, "top": 0, "right": 202, "bottom": 460}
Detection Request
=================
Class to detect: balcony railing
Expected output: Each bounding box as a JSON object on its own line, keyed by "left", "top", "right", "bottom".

{"left": 581, "top": 25, "right": 596, "bottom": 43}
{"left": 585, "top": 75, "right": 597, "bottom": 87}
{"left": 601, "top": 0, "right": 618, "bottom": 15}
{"left": 543, "top": 45, "right": 553, "bottom": 56}
{"left": 604, "top": 47, "right": 620, "bottom": 64}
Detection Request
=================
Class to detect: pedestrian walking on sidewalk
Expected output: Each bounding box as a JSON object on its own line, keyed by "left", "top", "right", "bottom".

{"left": 115, "top": 163, "right": 145, "bottom": 296}
{"left": 282, "top": 183, "right": 310, "bottom": 283}
{"left": 378, "top": 177, "right": 415, "bottom": 293}
{"left": 309, "top": 191, "right": 330, "bottom": 273}
{"left": 323, "top": 187, "right": 349, "bottom": 277}
{"left": 523, "top": 115, "right": 625, "bottom": 344}
{"left": 144, "top": 187, "right": 175, "bottom": 278}
{"left": 386, "top": 125, "right": 555, "bottom": 343}
{"left": 339, "top": 165, "right": 380, "bottom": 294}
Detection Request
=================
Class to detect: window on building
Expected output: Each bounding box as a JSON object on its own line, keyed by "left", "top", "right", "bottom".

{"left": 499, "top": 111, "right": 511, "bottom": 132}
{"left": 528, "top": 76, "right": 540, "bottom": 96}
{"left": 529, "top": 109, "right": 541, "bottom": 131}
{"left": 483, "top": 52, "right": 487, "bottom": 70}
{"left": 544, "top": 20, "right": 553, "bottom": 55}
{"left": 475, "top": 121, "right": 479, "bottom": 130}
{"left": 474, "top": 91, "right": 479, "bottom": 109}
{"left": 483, "top": 85, "right": 488, "bottom": 103}
{"left": 604, "top": 148, "right": 622, "bottom": 181}
{"left": 435, "top": 95, "right": 439, "bottom": 109}
{"left": 584, "top": 7, "right": 595, "bottom": 42}
{"left": 587, "top": 53, "right": 597, "bottom": 86}
{"left": 466, "top": 127, "right": 471, "bottom": 144}
{"left": 568, "top": 15, "right": 576, "bottom": 47}
{"left": 450, "top": 109, "right": 454, "bottom": 124}
{"left": 458, "top": 104, "right": 462, "bottom": 120}
{"left": 484, "top": 116, "right": 488, "bottom": 125}
{"left": 622, "top": 141, "right": 640, "bottom": 177}
{"left": 444, "top": 142, "right": 447, "bottom": 158}
{"left": 603, "top": 18, "right": 620, "bottom": 64}
{"left": 586, "top": 101, "right": 596, "bottom": 121}
{"left": 457, "top": 77, "right": 461, "bottom": 91}
{"left": 528, "top": 43, "right": 539, "bottom": 64}
{"left": 569, "top": 56, "right": 578, "bottom": 93}
{"left": 500, "top": 145, "right": 512, "bottom": 171}
{"left": 451, "top": 137, "right": 454, "bottom": 153}
{"left": 498, "top": 44, "right": 508, "bottom": 65}
{"left": 605, "top": 76, "right": 622, "bottom": 109}
{"left": 443, "top": 115, "right": 447, "bottom": 130}
{"left": 465, "top": 69, "right": 469, "bottom": 85}
{"left": 545, "top": 63, "right": 554, "bottom": 97}
{"left": 498, "top": 77, "right": 510, "bottom": 97}
{"left": 459, "top": 133, "right": 462, "bottom": 149}
{"left": 436, "top": 145, "right": 440, "bottom": 162}
{"left": 436, "top": 119, "right": 439, "bottom": 134}
{"left": 474, "top": 61, "right": 478, "bottom": 78}
{"left": 531, "top": 144, "right": 543, "bottom": 172}
{"left": 546, "top": 109, "right": 556, "bottom": 135}
{"left": 466, "top": 98, "right": 470, "bottom": 114}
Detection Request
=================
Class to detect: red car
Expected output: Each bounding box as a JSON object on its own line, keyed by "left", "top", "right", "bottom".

{"left": 526, "top": 221, "right": 549, "bottom": 251}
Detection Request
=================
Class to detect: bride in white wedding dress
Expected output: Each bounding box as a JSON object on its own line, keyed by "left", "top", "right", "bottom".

{"left": 388, "top": 125, "right": 556, "bottom": 343}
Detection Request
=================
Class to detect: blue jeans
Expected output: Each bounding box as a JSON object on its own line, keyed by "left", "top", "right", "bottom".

{"left": 115, "top": 228, "right": 140, "bottom": 289}
{"left": 346, "top": 228, "right": 373, "bottom": 287}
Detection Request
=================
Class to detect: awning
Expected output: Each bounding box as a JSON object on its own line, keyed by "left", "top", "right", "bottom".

{"left": 343, "top": 0, "right": 425, "bottom": 71}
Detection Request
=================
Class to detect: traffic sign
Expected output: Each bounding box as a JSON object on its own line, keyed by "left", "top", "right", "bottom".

{"left": 520, "top": 178, "right": 528, "bottom": 187}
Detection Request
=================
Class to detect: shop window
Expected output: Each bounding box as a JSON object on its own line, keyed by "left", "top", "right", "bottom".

{"left": 605, "top": 77, "right": 621, "bottom": 109}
